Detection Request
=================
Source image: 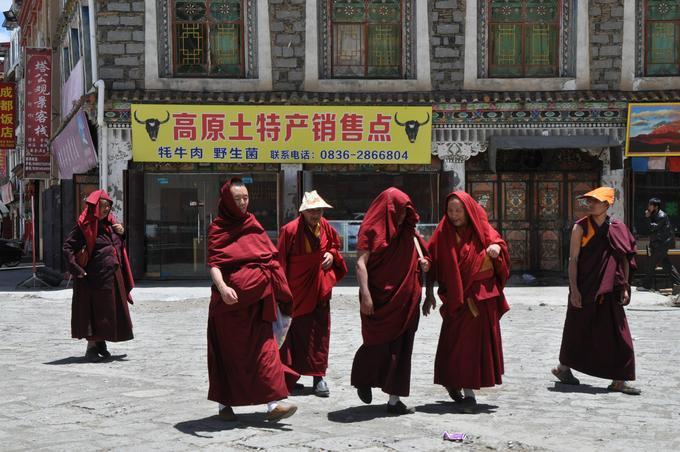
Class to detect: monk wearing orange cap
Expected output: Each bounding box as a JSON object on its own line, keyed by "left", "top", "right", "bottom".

{"left": 551, "top": 187, "right": 641, "bottom": 395}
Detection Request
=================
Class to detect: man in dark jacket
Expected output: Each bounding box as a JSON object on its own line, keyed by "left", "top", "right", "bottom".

{"left": 640, "top": 198, "right": 680, "bottom": 290}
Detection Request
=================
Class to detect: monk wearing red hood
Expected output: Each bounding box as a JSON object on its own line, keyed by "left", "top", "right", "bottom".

{"left": 207, "top": 178, "right": 298, "bottom": 423}
{"left": 551, "top": 187, "right": 640, "bottom": 395}
{"left": 423, "top": 191, "right": 510, "bottom": 414}
{"left": 63, "top": 190, "right": 134, "bottom": 362}
{"left": 278, "top": 190, "right": 347, "bottom": 397}
{"left": 351, "top": 188, "right": 430, "bottom": 415}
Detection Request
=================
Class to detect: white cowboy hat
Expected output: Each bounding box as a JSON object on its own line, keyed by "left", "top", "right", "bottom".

{"left": 299, "top": 190, "right": 333, "bottom": 212}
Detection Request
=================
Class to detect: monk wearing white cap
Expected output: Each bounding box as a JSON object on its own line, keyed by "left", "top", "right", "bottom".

{"left": 277, "top": 191, "right": 348, "bottom": 397}
{"left": 552, "top": 187, "right": 641, "bottom": 395}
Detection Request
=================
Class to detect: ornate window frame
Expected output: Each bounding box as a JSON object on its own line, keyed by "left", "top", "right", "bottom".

{"left": 145, "top": 0, "right": 272, "bottom": 91}
{"left": 304, "top": 0, "right": 431, "bottom": 92}
{"left": 465, "top": 0, "right": 588, "bottom": 90}
{"left": 621, "top": 0, "right": 680, "bottom": 89}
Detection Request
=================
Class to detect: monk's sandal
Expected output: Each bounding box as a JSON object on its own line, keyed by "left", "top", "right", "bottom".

{"left": 551, "top": 367, "right": 580, "bottom": 385}
{"left": 607, "top": 381, "right": 641, "bottom": 395}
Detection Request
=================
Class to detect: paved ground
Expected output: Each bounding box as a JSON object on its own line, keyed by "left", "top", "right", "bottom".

{"left": 1, "top": 285, "right": 679, "bottom": 451}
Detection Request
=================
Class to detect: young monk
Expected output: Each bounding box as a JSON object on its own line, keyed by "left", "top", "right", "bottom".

{"left": 551, "top": 187, "right": 640, "bottom": 395}
{"left": 63, "top": 190, "right": 134, "bottom": 362}
{"left": 278, "top": 190, "right": 347, "bottom": 397}
{"left": 207, "top": 177, "right": 298, "bottom": 422}
{"left": 351, "top": 187, "right": 430, "bottom": 415}
{"left": 423, "top": 191, "right": 510, "bottom": 414}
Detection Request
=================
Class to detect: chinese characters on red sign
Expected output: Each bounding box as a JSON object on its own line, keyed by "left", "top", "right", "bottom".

{"left": 24, "top": 49, "right": 52, "bottom": 178}
{"left": 0, "top": 82, "right": 16, "bottom": 149}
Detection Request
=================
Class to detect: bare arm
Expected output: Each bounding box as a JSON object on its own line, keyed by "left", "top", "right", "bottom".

{"left": 423, "top": 275, "right": 436, "bottom": 316}
{"left": 568, "top": 224, "right": 583, "bottom": 308}
{"left": 210, "top": 266, "right": 238, "bottom": 305}
{"left": 356, "top": 250, "right": 373, "bottom": 315}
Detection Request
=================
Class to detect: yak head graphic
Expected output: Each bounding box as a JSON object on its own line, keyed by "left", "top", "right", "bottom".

{"left": 394, "top": 112, "right": 430, "bottom": 143}
{"left": 134, "top": 111, "right": 170, "bottom": 141}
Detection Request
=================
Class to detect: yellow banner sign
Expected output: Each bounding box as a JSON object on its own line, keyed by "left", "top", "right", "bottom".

{"left": 131, "top": 104, "right": 432, "bottom": 164}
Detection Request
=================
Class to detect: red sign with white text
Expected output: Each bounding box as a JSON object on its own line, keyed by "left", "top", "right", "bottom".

{"left": 0, "top": 83, "right": 16, "bottom": 149}
{"left": 24, "top": 48, "right": 52, "bottom": 179}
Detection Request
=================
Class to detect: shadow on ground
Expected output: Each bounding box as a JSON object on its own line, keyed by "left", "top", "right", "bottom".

{"left": 174, "top": 414, "right": 292, "bottom": 437}
{"left": 327, "top": 404, "right": 396, "bottom": 423}
{"left": 547, "top": 383, "right": 608, "bottom": 395}
{"left": 416, "top": 400, "right": 498, "bottom": 415}
{"left": 43, "top": 354, "right": 128, "bottom": 365}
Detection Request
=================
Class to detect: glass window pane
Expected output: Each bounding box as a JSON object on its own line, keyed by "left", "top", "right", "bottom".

{"left": 175, "top": 23, "right": 208, "bottom": 74}
{"left": 333, "top": 23, "right": 365, "bottom": 77}
{"left": 175, "top": 0, "right": 207, "bottom": 21}
{"left": 210, "top": 23, "right": 242, "bottom": 75}
{"left": 332, "top": 1, "right": 365, "bottom": 22}
{"left": 647, "top": 0, "right": 680, "bottom": 20}
{"left": 367, "top": 23, "right": 401, "bottom": 77}
{"left": 526, "top": 0, "right": 559, "bottom": 22}
{"left": 210, "top": 0, "right": 241, "bottom": 21}
{"left": 368, "top": 0, "right": 401, "bottom": 23}
{"left": 489, "top": 23, "right": 522, "bottom": 77}
{"left": 490, "top": 0, "right": 523, "bottom": 22}
{"left": 525, "top": 23, "right": 558, "bottom": 76}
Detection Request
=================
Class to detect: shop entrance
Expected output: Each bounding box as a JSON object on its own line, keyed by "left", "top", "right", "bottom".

{"left": 142, "top": 173, "right": 279, "bottom": 278}
{"left": 467, "top": 149, "right": 601, "bottom": 273}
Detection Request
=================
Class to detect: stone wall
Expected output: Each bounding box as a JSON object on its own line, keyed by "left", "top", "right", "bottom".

{"left": 429, "top": 0, "right": 465, "bottom": 90}
{"left": 269, "top": 0, "right": 306, "bottom": 91}
{"left": 96, "top": 0, "right": 145, "bottom": 90}
{"left": 590, "top": 0, "right": 624, "bottom": 90}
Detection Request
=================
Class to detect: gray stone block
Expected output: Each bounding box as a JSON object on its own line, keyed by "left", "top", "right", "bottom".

{"left": 604, "top": 70, "right": 620, "bottom": 81}
{"left": 120, "top": 16, "right": 144, "bottom": 27}
{"left": 128, "top": 68, "right": 143, "bottom": 79}
{"left": 589, "top": 6, "right": 602, "bottom": 15}
{"left": 270, "top": 22, "right": 285, "bottom": 32}
{"left": 112, "top": 80, "right": 136, "bottom": 90}
{"left": 276, "top": 10, "right": 301, "bottom": 20}
{"left": 434, "top": 47, "right": 458, "bottom": 58}
{"left": 126, "top": 43, "right": 145, "bottom": 54}
{"left": 288, "top": 70, "right": 305, "bottom": 81}
{"left": 132, "top": 31, "right": 145, "bottom": 42}
{"left": 590, "top": 34, "right": 609, "bottom": 44}
{"left": 107, "top": 2, "right": 131, "bottom": 12}
{"left": 452, "top": 11, "right": 464, "bottom": 22}
{"left": 100, "top": 67, "right": 124, "bottom": 79}
{"left": 611, "top": 6, "right": 624, "bottom": 17}
{"left": 115, "top": 56, "right": 140, "bottom": 66}
{"left": 599, "top": 21, "right": 622, "bottom": 31}
{"left": 591, "top": 59, "right": 613, "bottom": 69}
{"left": 435, "top": 0, "right": 457, "bottom": 8}
{"left": 437, "top": 23, "right": 459, "bottom": 34}
{"left": 99, "top": 44, "right": 125, "bottom": 54}
{"left": 599, "top": 45, "right": 621, "bottom": 56}
{"left": 97, "top": 15, "right": 120, "bottom": 26}
{"left": 107, "top": 30, "right": 132, "bottom": 41}
{"left": 281, "top": 47, "right": 295, "bottom": 57}
{"left": 275, "top": 34, "right": 302, "bottom": 46}
{"left": 274, "top": 57, "right": 299, "bottom": 68}
{"left": 132, "top": 1, "right": 145, "bottom": 12}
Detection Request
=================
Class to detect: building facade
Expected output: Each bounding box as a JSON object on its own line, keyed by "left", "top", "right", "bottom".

{"left": 3, "top": 0, "right": 680, "bottom": 278}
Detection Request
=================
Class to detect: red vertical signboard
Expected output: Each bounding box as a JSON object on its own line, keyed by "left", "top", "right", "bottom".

{"left": 24, "top": 48, "right": 51, "bottom": 179}
{"left": 0, "top": 82, "right": 16, "bottom": 149}
{"left": 0, "top": 149, "right": 7, "bottom": 178}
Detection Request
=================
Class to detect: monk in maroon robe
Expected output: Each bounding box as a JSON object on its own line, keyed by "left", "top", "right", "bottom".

{"left": 552, "top": 187, "right": 640, "bottom": 395}
{"left": 207, "top": 178, "right": 298, "bottom": 422}
{"left": 278, "top": 190, "right": 347, "bottom": 397}
{"left": 63, "top": 190, "right": 134, "bottom": 362}
{"left": 351, "top": 188, "right": 430, "bottom": 415}
{"left": 424, "top": 191, "right": 510, "bottom": 413}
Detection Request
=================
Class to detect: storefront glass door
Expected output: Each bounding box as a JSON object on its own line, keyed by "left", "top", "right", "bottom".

{"left": 143, "top": 173, "right": 278, "bottom": 279}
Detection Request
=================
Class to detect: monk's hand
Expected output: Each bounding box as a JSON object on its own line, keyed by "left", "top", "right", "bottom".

{"left": 112, "top": 223, "right": 124, "bottom": 235}
{"left": 219, "top": 285, "right": 238, "bottom": 305}
{"left": 423, "top": 293, "right": 436, "bottom": 316}
{"left": 419, "top": 258, "right": 430, "bottom": 273}
{"left": 620, "top": 287, "right": 631, "bottom": 306}
{"left": 321, "top": 252, "right": 334, "bottom": 270}
{"left": 359, "top": 290, "right": 374, "bottom": 316}
{"left": 569, "top": 290, "right": 582, "bottom": 309}
{"left": 486, "top": 244, "right": 501, "bottom": 259}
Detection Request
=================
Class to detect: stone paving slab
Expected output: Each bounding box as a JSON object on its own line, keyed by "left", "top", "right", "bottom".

{"left": 1, "top": 286, "right": 679, "bottom": 451}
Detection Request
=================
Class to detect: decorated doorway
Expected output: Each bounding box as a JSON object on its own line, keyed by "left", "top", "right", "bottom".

{"left": 466, "top": 149, "right": 601, "bottom": 273}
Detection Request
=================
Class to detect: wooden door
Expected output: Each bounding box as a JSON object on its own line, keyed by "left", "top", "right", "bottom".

{"left": 499, "top": 173, "right": 531, "bottom": 272}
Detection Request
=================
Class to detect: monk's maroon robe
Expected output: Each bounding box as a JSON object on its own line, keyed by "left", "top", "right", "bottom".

{"left": 559, "top": 216, "right": 637, "bottom": 380}
{"left": 428, "top": 191, "right": 510, "bottom": 390}
{"left": 63, "top": 190, "right": 133, "bottom": 342}
{"left": 350, "top": 188, "right": 428, "bottom": 397}
{"left": 278, "top": 216, "right": 347, "bottom": 377}
{"left": 207, "top": 178, "right": 295, "bottom": 407}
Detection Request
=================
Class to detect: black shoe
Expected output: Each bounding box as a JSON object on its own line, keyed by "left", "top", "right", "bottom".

{"left": 357, "top": 386, "right": 372, "bottom": 404}
{"left": 460, "top": 397, "right": 478, "bottom": 414}
{"left": 85, "top": 347, "right": 102, "bottom": 363}
{"left": 293, "top": 382, "right": 305, "bottom": 390}
{"left": 386, "top": 400, "right": 414, "bottom": 415}
{"left": 447, "top": 387, "right": 464, "bottom": 402}
{"left": 95, "top": 341, "right": 111, "bottom": 359}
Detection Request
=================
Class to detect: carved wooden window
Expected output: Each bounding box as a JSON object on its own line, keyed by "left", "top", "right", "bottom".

{"left": 488, "top": 0, "right": 560, "bottom": 78}
{"left": 644, "top": 0, "right": 680, "bottom": 76}
{"left": 172, "top": 0, "right": 244, "bottom": 77}
{"left": 329, "top": 0, "right": 404, "bottom": 78}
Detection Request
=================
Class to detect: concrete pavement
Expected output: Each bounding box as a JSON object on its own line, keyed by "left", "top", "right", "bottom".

{"left": 1, "top": 286, "right": 679, "bottom": 451}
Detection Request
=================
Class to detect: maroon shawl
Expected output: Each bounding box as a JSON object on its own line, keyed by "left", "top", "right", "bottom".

{"left": 278, "top": 216, "right": 347, "bottom": 317}
{"left": 357, "top": 188, "right": 428, "bottom": 345}
{"left": 77, "top": 189, "right": 134, "bottom": 299}
{"left": 208, "top": 178, "right": 291, "bottom": 321}
{"left": 428, "top": 191, "right": 510, "bottom": 316}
